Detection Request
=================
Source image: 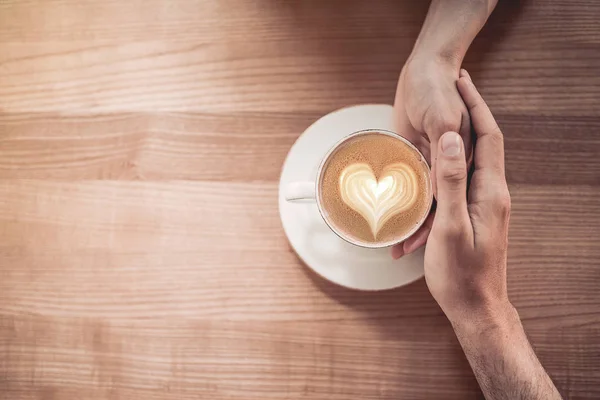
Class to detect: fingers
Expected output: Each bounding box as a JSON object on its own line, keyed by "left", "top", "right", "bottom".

{"left": 426, "top": 113, "right": 460, "bottom": 198}
{"left": 457, "top": 70, "right": 511, "bottom": 232}
{"left": 459, "top": 108, "right": 473, "bottom": 166}
{"left": 422, "top": 96, "right": 471, "bottom": 197}
{"left": 390, "top": 244, "right": 404, "bottom": 260}
{"left": 457, "top": 70, "right": 505, "bottom": 178}
{"left": 459, "top": 68, "right": 472, "bottom": 81}
{"left": 391, "top": 212, "right": 434, "bottom": 260}
{"left": 434, "top": 131, "right": 471, "bottom": 235}
{"left": 404, "top": 212, "right": 435, "bottom": 254}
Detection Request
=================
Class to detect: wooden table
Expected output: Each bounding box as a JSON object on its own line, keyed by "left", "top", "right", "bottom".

{"left": 0, "top": 1, "right": 599, "bottom": 399}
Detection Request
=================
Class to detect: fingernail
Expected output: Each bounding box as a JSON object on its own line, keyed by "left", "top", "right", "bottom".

{"left": 441, "top": 132, "right": 461, "bottom": 157}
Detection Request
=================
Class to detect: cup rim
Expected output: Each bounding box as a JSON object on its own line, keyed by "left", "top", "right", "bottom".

{"left": 314, "top": 129, "right": 433, "bottom": 249}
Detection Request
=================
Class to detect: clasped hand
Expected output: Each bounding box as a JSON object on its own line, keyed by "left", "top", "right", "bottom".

{"left": 392, "top": 56, "right": 472, "bottom": 258}
{"left": 395, "top": 67, "right": 512, "bottom": 323}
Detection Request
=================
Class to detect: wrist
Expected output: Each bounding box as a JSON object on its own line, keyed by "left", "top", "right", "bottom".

{"left": 408, "top": 46, "right": 463, "bottom": 71}
{"left": 409, "top": 0, "right": 495, "bottom": 70}
{"left": 449, "top": 300, "right": 520, "bottom": 341}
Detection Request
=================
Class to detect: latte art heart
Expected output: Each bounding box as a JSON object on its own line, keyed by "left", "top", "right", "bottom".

{"left": 339, "top": 162, "right": 419, "bottom": 238}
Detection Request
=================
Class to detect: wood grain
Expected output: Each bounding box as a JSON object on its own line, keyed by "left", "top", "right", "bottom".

{"left": 1, "top": 113, "right": 599, "bottom": 184}
{"left": 0, "top": 0, "right": 599, "bottom": 399}
{"left": 0, "top": 0, "right": 599, "bottom": 115}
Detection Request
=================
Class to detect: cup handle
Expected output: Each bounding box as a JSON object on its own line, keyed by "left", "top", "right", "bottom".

{"left": 284, "top": 182, "right": 316, "bottom": 202}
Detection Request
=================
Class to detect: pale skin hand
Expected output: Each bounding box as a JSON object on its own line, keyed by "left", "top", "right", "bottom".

{"left": 392, "top": 0, "right": 498, "bottom": 258}
{"left": 426, "top": 70, "right": 562, "bottom": 400}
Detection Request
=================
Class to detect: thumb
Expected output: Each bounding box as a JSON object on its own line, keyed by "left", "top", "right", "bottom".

{"left": 435, "top": 131, "right": 469, "bottom": 225}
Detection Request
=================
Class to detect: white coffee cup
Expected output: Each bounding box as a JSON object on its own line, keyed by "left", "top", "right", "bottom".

{"left": 284, "top": 129, "right": 433, "bottom": 249}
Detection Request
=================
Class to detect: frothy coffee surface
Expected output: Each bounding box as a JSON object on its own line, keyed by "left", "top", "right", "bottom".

{"left": 319, "top": 132, "right": 431, "bottom": 246}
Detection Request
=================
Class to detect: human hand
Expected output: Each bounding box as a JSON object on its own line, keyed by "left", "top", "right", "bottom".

{"left": 391, "top": 56, "right": 471, "bottom": 258}
{"left": 394, "top": 56, "right": 471, "bottom": 163}
{"left": 424, "top": 69, "right": 512, "bottom": 324}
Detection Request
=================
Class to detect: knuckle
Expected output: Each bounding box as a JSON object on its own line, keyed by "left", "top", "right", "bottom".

{"left": 492, "top": 187, "right": 512, "bottom": 216}
{"left": 484, "top": 125, "right": 504, "bottom": 148}
{"left": 469, "top": 100, "right": 484, "bottom": 114}
{"left": 442, "top": 166, "right": 467, "bottom": 183}
{"left": 487, "top": 127, "right": 504, "bottom": 145}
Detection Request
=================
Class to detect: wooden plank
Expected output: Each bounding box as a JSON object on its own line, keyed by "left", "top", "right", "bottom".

{"left": 0, "top": 0, "right": 598, "bottom": 46}
{"left": 0, "top": 112, "right": 304, "bottom": 181}
{"left": 0, "top": 1, "right": 598, "bottom": 114}
{"left": 1, "top": 113, "right": 599, "bottom": 184}
{"left": 0, "top": 180, "right": 597, "bottom": 319}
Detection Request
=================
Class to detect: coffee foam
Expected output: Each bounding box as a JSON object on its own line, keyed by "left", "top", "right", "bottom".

{"left": 319, "top": 133, "right": 431, "bottom": 246}
{"left": 339, "top": 162, "right": 419, "bottom": 237}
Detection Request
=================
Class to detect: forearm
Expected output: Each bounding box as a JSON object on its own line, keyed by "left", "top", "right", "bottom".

{"left": 411, "top": 0, "right": 498, "bottom": 67}
{"left": 451, "top": 304, "right": 562, "bottom": 400}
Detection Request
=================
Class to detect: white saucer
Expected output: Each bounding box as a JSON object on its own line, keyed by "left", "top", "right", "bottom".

{"left": 278, "top": 104, "right": 425, "bottom": 291}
